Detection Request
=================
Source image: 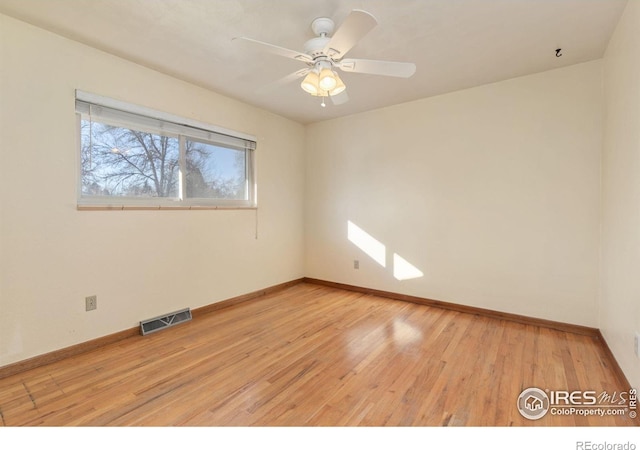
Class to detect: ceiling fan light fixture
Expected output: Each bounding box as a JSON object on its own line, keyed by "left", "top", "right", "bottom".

{"left": 301, "top": 71, "right": 320, "bottom": 95}
{"left": 318, "top": 68, "right": 337, "bottom": 91}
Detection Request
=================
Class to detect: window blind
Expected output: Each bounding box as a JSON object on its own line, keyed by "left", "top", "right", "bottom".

{"left": 75, "top": 91, "right": 257, "bottom": 152}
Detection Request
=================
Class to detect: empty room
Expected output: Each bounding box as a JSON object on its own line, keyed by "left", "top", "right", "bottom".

{"left": 0, "top": 0, "right": 638, "bottom": 440}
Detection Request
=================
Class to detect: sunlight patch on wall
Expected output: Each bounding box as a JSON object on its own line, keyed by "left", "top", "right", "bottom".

{"left": 393, "top": 253, "right": 424, "bottom": 281}
{"left": 348, "top": 220, "right": 386, "bottom": 267}
{"left": 347, "top": 220, "right": 424, "bottom": 280}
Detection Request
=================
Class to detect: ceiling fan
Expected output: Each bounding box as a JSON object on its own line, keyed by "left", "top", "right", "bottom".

{"left": 233, "top": 10, "right": 416, "bottom": 107}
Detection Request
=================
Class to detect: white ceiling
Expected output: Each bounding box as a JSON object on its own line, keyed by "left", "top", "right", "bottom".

{"left": 0, "top": 0, "right": 628, "bottom": 124}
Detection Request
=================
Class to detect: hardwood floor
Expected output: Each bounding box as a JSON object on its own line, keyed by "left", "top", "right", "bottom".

{"left": 0, "top": 283, "right": 633, "bottom": 426}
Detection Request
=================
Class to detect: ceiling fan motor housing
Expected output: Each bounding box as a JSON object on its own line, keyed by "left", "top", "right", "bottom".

{"left": 304, "top": 17, "right": 335, "bottom": 59}
{"left": 303, "top": 36, "right": 331, "bottom": 59}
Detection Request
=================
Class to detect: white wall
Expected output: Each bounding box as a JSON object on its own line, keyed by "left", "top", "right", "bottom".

{"left": 305, "top": 61, "right": 603, "bottom": 327}
{"left": 601, "top": 0, "right": 640, "bottom": 389}
{"left": 0, "top": 14, "right": 305, "bottom": 367}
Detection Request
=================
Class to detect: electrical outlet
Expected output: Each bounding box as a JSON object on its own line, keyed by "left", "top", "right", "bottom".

{"left": 354, "top": 260, "right": 359, "bottom": 269}
{"left": 85, "top": 295, "right": 97, "bottom": 311}
{"left": 635, "top": 332, "right": 640, "bottom": 358}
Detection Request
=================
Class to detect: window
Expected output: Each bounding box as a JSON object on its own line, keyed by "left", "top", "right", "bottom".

{"left": 76, "top": 91, "right": 256, "bottom": 209}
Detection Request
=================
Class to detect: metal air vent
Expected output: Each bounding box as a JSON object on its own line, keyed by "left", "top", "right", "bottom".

{"left": 140, "top": 308, "right": 192, "bottom": 335}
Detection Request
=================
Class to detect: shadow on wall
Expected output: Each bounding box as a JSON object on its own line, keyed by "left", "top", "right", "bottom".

{"left": 347, "top": 220, "right": 424, "bottom": 281}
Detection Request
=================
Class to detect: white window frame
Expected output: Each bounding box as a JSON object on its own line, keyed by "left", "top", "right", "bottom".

{"left": 75, "top": 90, "right": 257, "bottom": 210}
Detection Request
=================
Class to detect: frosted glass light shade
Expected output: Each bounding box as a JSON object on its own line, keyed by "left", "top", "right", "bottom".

{"left": 329, "top": 73, "right": 346, "bottom": 95}
{"left": 318, "top": 68, "right": 337, "bottom": 91}
{"left": 301, "top": 71, "right": 319, "bottom": 95}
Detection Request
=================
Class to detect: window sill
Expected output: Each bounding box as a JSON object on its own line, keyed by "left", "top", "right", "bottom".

{"left": 77, "top": 205, "right": 258, "bottom": 211}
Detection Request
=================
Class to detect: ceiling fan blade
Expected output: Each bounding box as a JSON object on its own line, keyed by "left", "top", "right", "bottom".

{"left": 330, "top": 90, "right": 349, "bottom": 106}
{"left": 255, "top": 68, "right": 310, "bottom": 95}
{"left": 232, "top": 36, "right": 312, "bottom": 63}
{"left": 338, "top": 58, "right": 416, "bottom": 78}
{"left": 323, "top": 10, "right": 378, "bottom": 59}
